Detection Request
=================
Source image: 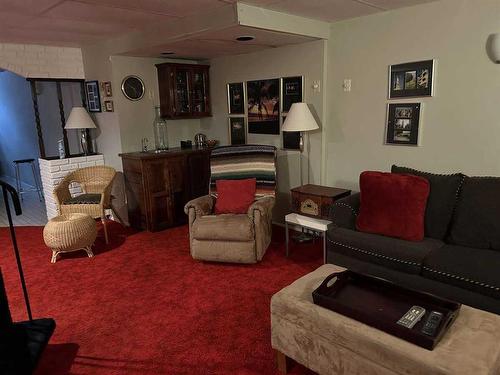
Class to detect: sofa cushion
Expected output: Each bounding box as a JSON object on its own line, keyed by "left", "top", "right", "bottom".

{"left": 422, "top": 245, "right": 500, "bottom": 299}
{"left": 215, "top": 178, "right": 256, "bottom": 214}
{"left": 448, "top": 177, "right": 500, "bottom": 250}
{"left": 391, "top": 165, "right": 465, "bottom": 240}
{"left": 327, "top": 227, "right": 444, "bottom": 274}
{"left": 356, "top": 171, "right": 430, "bottom": 241}
{"left": 192, "top": 214, "right": 254, "bottom": 241}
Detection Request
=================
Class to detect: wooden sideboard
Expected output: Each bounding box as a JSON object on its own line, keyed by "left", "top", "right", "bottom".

{"left": 119, "top": 148, "right": 211, "bottom": 231}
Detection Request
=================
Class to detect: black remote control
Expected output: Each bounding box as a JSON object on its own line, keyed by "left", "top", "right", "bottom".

{"left": 421, "top": 311, "right": 443, "bottom": 336}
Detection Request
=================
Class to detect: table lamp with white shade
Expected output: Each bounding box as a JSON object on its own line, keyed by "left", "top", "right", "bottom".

{"left": 64, "top": 107, "right": 97, "bottom": 155}
{"left": 282, "top": 103, "right": 319, "bottom": 186}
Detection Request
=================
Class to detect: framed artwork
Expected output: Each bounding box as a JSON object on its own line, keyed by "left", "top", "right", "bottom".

{"left": 385, "top": 103, "right": 422, "bottom": 146}
{"left": 227, "top": 82, "right": 244, "bottom": 114}
{"left": 282, "top": 76, "right": 303, "bottom": 113}
{"left": 104, "top": 100, "right": 114, "bottom": 112}
{"left": 247, "top": 79, "right": 280, "bottom": 135}
{"left": 281, "top": 115, "right": 301, "bottom": 150}
{"left": 85, "top": 80, "right": 101, "bottom": 112}
{"left": 229, "top": 117, "right": 246, "bottom": 145}
{"left": 389, "top": 60, "right": 434, "bottom": 99}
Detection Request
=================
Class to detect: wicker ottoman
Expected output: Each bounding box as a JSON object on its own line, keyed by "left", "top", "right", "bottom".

{"left": 43, "top": 213, "right": 97, "bottom": 263}
{"left": 271, "top": 264, "right": 500, "bottom": 375}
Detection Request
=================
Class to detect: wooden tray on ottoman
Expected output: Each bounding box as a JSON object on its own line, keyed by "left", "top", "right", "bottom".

{"left": 312, "top": 270, "right": 461, "bottom": 350}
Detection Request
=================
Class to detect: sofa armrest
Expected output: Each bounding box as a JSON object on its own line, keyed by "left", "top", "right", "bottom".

{"left": 184, "top": 195, "right": 214, "bottom": 217}
{"left": 247, "top": 196, "right": 275, "bottom": 219}
{"left": 329, "top": 192, "right": 360, "bottom": 230}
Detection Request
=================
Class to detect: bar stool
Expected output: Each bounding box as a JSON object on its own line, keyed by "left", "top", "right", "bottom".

{"left": 13, "top": 159, "right": 43, "bottom": 202}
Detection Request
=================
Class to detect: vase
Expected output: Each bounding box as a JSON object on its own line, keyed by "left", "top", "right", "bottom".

{"left": 153, "top": 106, "right": 168, "bottom": 152}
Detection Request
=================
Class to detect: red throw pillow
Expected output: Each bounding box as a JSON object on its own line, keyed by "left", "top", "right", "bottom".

{"left": 215, "top": 178, "right": 256, "bottom": 214}
{"left": 356, "top": 171, "right": 430, "bottom": 241}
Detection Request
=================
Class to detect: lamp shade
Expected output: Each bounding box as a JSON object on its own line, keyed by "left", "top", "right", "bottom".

{"left": 282, "top": 103, "right": 319, "bottom": 132}
{"left": 65, "top": 107, "right": 96, "bottom": 129}
{"left": 491, "top": 33, "right": 500, "bottom": 63}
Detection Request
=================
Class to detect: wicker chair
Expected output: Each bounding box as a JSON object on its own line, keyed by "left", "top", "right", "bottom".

{"left": 53, "top": 166, "right": 116, "bottom": 244}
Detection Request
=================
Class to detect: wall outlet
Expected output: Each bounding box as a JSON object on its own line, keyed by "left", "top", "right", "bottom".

{"left": 343, "top": 79, "right": 352, "bottom": 92}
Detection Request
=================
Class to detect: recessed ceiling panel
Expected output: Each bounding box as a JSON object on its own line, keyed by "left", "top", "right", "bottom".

{"left": 43, "top": 1, "right": 175, "bottom": 27}
{"left": 77, "top": 0, "right": 227, "bottom": 17}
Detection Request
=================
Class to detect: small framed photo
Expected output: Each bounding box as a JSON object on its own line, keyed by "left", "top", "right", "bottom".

{"left": 282, "top": 76, "right": 303, "bottom": 113}
{"left": 104, "top": 100, "right": 114, "bottom": 112}
{"left": 229, "top": 117, "right": 246, "bottom": 145}
{"left": 85, "top": 80, "right": 101, "bottom": 112}
{"left": 227, "top": 82, "right": 244, "bottom": 114}
{"left": 103, "top": 81, "right": 112, "bottom": 97}
{"left": 385, "top": 103, "right": 422, "bottom": 146}
{"left": 389, "top": 60, "right": 434, "bottom": 99}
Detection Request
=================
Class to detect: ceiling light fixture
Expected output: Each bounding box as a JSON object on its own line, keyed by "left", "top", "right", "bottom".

{"left": 236, "top": 36, "right": 255, "bottom": 42}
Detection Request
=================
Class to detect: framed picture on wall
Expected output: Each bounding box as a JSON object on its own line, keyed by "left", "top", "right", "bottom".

{"left": 282, "top": 115, "right": 301, "bottom": 150}
{"left": 385, "top": 103, "right": 422, "bottom": 146}
{"left": 247, "top": 79, "right": 280, "bottom": 135}
{"left": 85, "top": 80, "right": 101, "bottom": 112}
{"left": 227, "top": 82, "right": 245, "bottom": 114}
{"left": 282, "top": 76, "right": 303, "bottom": 113}
{"left": 103, "top": 81, "right": 113, "bottom": 97}
{"left": 229, "top": 117, "right": 246, "bottom": 145}
{"left": 389, "top": 60, "right": 434, "bottom": 99}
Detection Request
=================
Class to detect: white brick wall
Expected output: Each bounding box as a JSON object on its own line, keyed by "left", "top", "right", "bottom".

{"left": 39, "top": 155, "right": 105, "bottom": 220}
{"left": 0, "top": 43, "right": 84, "bottom": 79}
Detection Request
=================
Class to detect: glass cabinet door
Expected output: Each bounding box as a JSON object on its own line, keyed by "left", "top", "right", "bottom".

{"left": 191, "top": 69, "right": 207, "bottom": 114}
{"left": 174, "top": 69, "right": 190, "bottom": 114}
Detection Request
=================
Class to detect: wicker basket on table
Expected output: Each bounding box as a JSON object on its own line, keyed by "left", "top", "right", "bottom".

{"left": 43, "top": 213, "right": 97, "bottom": 263}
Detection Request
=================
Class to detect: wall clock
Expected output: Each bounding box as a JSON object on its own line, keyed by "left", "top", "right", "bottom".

{"left": 121, "top": 75, "right": 145, "bottom": 101}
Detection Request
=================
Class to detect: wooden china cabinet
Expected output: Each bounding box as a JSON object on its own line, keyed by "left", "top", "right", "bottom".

{"left": 156, "top": 63, "right": 211, "bottom": 119}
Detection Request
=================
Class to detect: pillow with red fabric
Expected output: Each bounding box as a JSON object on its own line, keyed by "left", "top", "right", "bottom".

{"left": 214, "top": 178, "right": 256, "bottom": 214}
{"left": 356, "top": 171, "right": 430, "bottom": 241}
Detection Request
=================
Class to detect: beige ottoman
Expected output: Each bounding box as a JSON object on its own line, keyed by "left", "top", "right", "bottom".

{"left": 271, "top": 264, "right": 500, "bottom": 375}
{"left": 43, "top": 213, "right": 97, "bottom": 263}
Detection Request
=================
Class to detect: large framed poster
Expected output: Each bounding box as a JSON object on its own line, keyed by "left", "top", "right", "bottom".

{"left": 247, "top": 79, "right": 280, "bottom": 135}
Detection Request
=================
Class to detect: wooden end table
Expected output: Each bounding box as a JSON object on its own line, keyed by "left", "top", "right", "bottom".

{"left": 286, "top": 184, "right": 351, "bottom": 263}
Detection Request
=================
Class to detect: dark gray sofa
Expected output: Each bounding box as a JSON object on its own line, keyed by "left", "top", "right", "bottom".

{"left": 327, "top": 166, "right": 500, "bottom": 315}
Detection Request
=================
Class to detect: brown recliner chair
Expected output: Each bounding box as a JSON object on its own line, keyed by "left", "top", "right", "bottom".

{"left": 184, "top": 145, "right": 277, "bottom": 264}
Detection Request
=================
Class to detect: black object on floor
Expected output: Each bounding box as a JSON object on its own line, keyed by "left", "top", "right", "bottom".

{"left": 0, "top": 179, "right": 56, "bottom": 374}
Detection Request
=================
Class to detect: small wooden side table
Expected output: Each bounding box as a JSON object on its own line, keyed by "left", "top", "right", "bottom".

{"left": 287, "top": 184, "right": 351, "bottom": 263}
{"left": 291, "top": 184, "right": 351, "bottom": 219}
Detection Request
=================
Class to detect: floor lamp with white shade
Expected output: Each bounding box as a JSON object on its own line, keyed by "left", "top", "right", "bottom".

{"left": 282, "top": 103, "right": 319, "bottom": 186}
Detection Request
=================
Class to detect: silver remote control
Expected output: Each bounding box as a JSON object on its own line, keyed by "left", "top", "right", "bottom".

{"left": 397, "top": 306, "right": 426, "bottom": 329}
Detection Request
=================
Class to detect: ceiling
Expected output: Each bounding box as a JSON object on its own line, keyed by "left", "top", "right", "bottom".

{"left": 0, "top": 0, "right": 438, "bottom": 57}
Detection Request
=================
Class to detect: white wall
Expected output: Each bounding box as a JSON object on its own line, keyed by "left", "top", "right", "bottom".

{"left": 109, "top": 55, "right": 201, "bottom": 154}
{"left": 202, "top": 40, "right": 326, "bottom": 221}
{"left": 0, "top": 43, "right": 84, "bottom": 79}
{"left": 326, "top": 0, "right": 500, "bottom": 190}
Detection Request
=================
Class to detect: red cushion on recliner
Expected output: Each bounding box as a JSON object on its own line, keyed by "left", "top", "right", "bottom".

{"left": 215, "top": 178, "right": 256, "bottom": 214}
{"left": 356, "top": 171, "right": 430, "bottom": 241}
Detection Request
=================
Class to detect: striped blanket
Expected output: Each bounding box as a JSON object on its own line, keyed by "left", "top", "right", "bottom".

{"left": 210, "top": 144, "right": 277, "bottom": 198}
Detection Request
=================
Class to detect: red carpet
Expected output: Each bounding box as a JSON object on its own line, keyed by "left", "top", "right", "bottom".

{"left": 0, "top": 223, "right": 322, "bottom": 374}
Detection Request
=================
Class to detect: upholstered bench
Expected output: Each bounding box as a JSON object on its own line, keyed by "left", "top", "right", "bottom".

{"left": 271, "top": 264, "right": 500, "bottom": 375}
